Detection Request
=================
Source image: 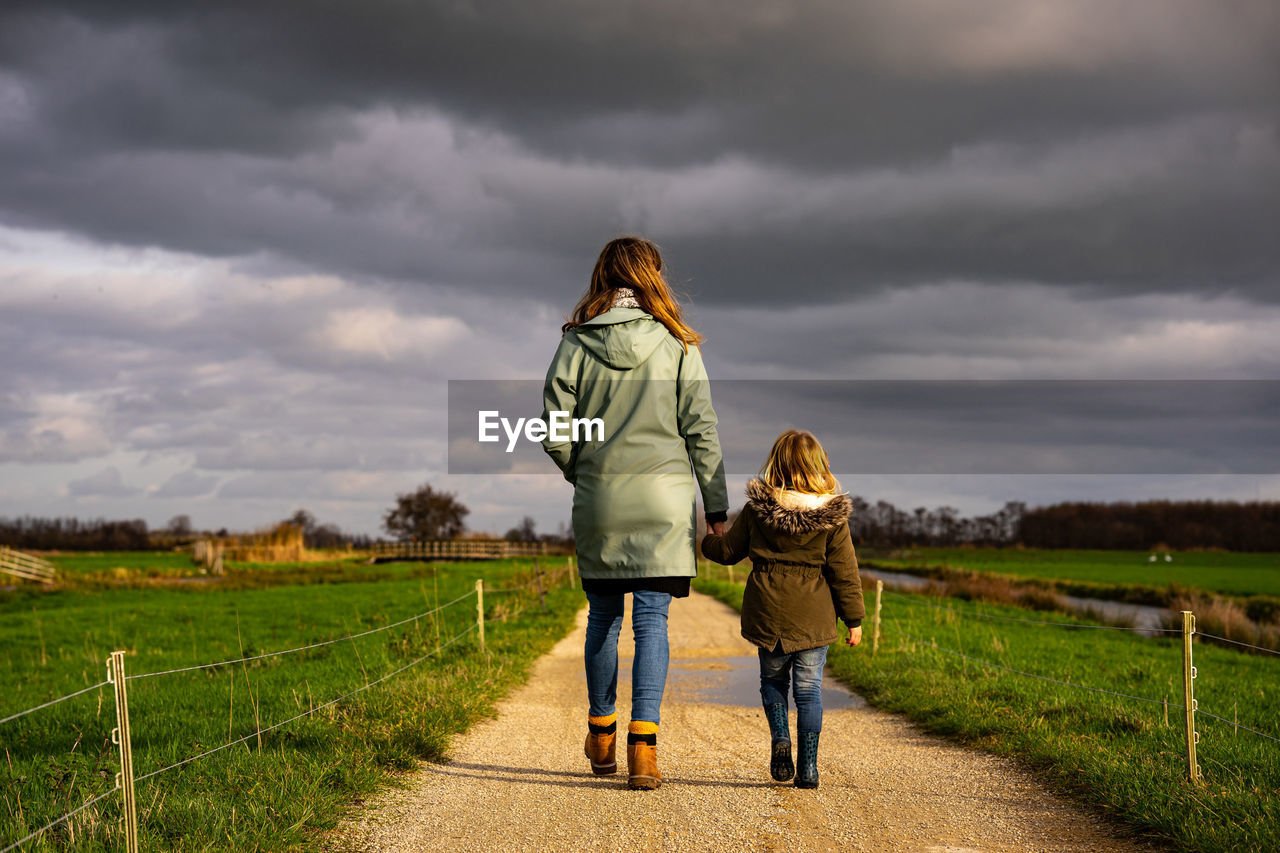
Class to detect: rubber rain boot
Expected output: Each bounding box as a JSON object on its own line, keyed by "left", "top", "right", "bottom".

{"left": 795, "top": 730, "right": 820, "bottom": 789}
{"left": 765, "top": 703, "right": 793, "bottom": 782}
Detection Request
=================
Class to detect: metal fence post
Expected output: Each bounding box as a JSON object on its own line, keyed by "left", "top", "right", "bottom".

{"left": 107, "top": 651, "right": 139, "bottom": 853}
{"left": 1181, "top": 610, "right": 1200, "bottom": 783}
{"left": 475, "top": 579, "right": 486, "bottom": 654}
{"left": 872, "top": 579, "right": 883, "bottom": 655}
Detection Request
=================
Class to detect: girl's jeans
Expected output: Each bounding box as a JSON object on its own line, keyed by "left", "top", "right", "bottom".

{"left": 759, "top": 643, "right": 828, "bottom": 733}
{"left": 584, "top": 589, "right": 672, "bottom": 724}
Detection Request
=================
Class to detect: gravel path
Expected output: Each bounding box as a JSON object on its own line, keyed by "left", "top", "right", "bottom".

{"left": 335, "top": 591, "right": 1150, "bottom": 852}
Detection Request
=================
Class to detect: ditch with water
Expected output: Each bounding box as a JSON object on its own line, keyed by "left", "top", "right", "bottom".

{"left": 862, "top": 567, "right": 1169, "bottom": 637}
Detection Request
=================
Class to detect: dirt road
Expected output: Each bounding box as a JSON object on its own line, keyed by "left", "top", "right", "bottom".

{"left": 336, "top": 591, "right": 1149, "bottom": 852}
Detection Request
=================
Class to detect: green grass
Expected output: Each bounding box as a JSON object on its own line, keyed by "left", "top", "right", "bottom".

{"left": 694, "top": 574, "right": 1280, "bottom": 853}
{"left": 2, "top": 557, "right": 581, "bottom": 851}
{"left": 41, "top": 551, "right": 200, "bottom": 578}
{"left": 867, "top": 547, "right": 1280, "bottom": 599}
{"left": 35, "top": 551, "right": 384, "bottom": 586}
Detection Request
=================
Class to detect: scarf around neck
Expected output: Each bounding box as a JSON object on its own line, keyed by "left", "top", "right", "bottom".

{"left": 612, "top": 287, "right": 640, "bottom": 309}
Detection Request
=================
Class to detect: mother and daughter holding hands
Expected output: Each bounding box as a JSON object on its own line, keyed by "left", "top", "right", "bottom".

{"left": 541, "top": 237, "right": 864, "bottom": 791}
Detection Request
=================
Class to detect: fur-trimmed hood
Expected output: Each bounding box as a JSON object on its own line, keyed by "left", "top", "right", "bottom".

{"left": 745, "top": 478, "right": 852, "bottom": 536}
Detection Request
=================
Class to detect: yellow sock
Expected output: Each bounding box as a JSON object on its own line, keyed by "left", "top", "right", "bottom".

{"left": 589, "top": 712, "right": 617, "bottom": 727}
{"left": 628, "top": 720, "right": 659, "bottom": 736}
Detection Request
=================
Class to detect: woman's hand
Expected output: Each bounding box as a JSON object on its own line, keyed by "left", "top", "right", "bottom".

{"left": 710, "top": 521, "right": 727, "bottom": 536}
{"left": 846, "top": 625, "right": 862, "bottom": 646}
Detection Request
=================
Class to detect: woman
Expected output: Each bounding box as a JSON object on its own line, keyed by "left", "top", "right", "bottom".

{"left": 541, "top": 236, "right": 728, "bottom": 790}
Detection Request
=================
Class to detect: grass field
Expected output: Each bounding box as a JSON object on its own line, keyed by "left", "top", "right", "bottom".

{"left": 32, "top": 550, "right": 378, "bottom": 583}
{"left": 694, "top": 574, "right": 1280, "bottom": 853}
{"left": 866, "top": 547, "right": 1280, "bottom": 599}
{"left": 37, "top": 551, "right": 200, "bottom": 578}
{"left": 1, "top": 556, "right": 580, "bottom": 851}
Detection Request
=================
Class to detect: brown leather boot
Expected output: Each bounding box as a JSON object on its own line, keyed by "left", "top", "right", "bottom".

{"left": 584, "top": 730, "right": 617, "bottom": 775}
{"left": 627, "top": 739, "right": 662, "bottom": 790}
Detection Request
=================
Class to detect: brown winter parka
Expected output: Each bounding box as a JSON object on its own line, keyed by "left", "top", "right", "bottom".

{"left": 701, "top": 478, "right": 864, "bottom": 653}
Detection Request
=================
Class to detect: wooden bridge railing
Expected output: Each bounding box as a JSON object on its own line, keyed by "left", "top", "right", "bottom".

{"left": 371, "top": 540, "right": 556, "bottom": 560}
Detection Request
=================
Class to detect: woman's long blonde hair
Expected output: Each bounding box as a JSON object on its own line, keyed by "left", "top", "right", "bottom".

{"left": 759, "top": 429, "right": 842, "bottom": 496}
{"left": 563, "top": 236, "right": 703, "bottom": 349}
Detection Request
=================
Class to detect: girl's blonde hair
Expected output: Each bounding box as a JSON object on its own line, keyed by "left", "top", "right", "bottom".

{"left": 563, "top": 236, "right": 704, "bottom": 350}
{"left": 759, "top": 429, "right": 841, "bottom": 496}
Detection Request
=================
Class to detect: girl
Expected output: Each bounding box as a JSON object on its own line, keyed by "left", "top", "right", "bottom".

{"left": 542, "top": 236, "right": 728, "bottom": 790}
{"left": 701, "top": 429, "right": 863, "bottom": 789}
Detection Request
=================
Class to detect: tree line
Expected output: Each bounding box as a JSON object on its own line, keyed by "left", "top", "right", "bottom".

{"left": 4, "top": 491, "right": 1276, "bottom": 552}
{"left": 0, "top": 516, "right": 152, "bottom": 551}
{"left": 1015, "top": 500, "right": 1280, "bottom": 552}
{"left": 848, "top": 499, "right": 1026, "bottom": 547}
{"left": 846, "top": 497, "right": 1279, "bottom": 551}
{"left": 0, "top": 510, "right": 372, "bottom": 551}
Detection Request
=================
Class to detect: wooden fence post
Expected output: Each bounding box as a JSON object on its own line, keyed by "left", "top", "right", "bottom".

{"left": 475, "top": 579, "right": 486, "bottom": 654}
{"left": 107, "top": 651, "right": 139, "bottom": 853}
{"left": 872, "top": 579, "right": 883, "bottom": 655}
{"left": 535, "top": 559, "right": 547, "bottom": 613}
{"left": 1181, "top": 610, "right": 1200, "bottom": 783}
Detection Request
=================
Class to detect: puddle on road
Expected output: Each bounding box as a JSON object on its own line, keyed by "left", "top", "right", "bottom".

{"left": 658, "top": 656, "right": 866, "bottom": 710}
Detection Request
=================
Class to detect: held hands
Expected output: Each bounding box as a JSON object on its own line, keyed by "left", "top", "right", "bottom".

{"left": 709, "top": 521, "right": 727, "bottom": 536}
{"left": 846, "top": 625, "right": 863, "bottom": 646}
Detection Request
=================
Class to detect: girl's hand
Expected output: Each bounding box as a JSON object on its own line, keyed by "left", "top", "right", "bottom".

{"left": 846, "top": 625, "right": 862, "bottom": 646}
{"left": 709, "top": 521, "right": 727, "bottom": 536}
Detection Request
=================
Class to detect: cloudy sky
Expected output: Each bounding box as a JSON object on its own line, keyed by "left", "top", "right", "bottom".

{"left": 2, "top": 1, "right": 1278, "bottom": 537}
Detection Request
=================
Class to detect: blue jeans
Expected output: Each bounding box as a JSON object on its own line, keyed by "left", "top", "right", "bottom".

{"left": 759, "top": 644, "right": 828, "bottom": 733}
{"left": 584, "top": 589, "right": 672, "bottom": 724}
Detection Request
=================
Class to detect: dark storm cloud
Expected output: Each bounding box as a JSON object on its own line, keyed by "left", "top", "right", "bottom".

{"left": 448, "top": 379, "right": 1280, "bottom": 476}
{"left": 1, "top": 1, "right": 1277, "bottom": 304}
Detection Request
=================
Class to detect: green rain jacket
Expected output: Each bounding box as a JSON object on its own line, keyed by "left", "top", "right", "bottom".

{"left": 541, "top": 306, "right": 728, "bottom": 579}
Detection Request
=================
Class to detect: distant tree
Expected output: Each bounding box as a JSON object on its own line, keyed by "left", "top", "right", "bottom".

{"left": 504, "top": 515, "right": 538, "bottom": 543}
{"left": 545, "top": 520, "right": 574, "bottom": 548}
{"left": 165, "top": 514, "right": 193, "bottom": 536}
{"left": 281, "top": 508, "right": 351, "bottom": 548}
{"left": 309, "top": 523, "right": 347, "bottom": 548}
{"left": 284, "top": 509, "right": 317, "bottom": 535}
{"left": 383, "top": 484, "right": 469, "bottom": 541}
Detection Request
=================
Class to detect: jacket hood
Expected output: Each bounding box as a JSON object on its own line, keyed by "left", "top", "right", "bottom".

{"left": 745, "top": 478, "right": 852, "bottom": 535}
{"left": 572, "top": 307, "right": 670, "bottom": 370}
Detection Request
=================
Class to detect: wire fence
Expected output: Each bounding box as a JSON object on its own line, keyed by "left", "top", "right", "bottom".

{"left": 125, "top": 589, "right": 479, "bottom": 681}
{"left": 1197, "top": 709, "right": 1280, "bottom": 744}
{"left": 0, "top": 788, "right": 119, "bottom": 853}
{"left": 1, "top": 556, "right": 577, "bottom": 852}
{"left": 0, "top": 679, "right": 110, "bottom": 725}
{"left": 135, "top": 623, "right": 480, "bottom": 784}
{"left": 1195, "top": 631, "right": 1280, "bottom": 657}
{"left": 874, "top": 582, "right": 1280, "bottom": 776}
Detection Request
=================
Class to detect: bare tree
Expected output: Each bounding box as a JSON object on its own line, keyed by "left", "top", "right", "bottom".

{"left": 503, "top": 515, "right": 539, "bottom": 543}
{"left": 282, "top": 509, "right": 315, "bottom": 534}
{"left": 383, "top": 484, "right": 469, "bottom": 541}
{"left": 165, "top": 514, "right": 193, "bottom": 536}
